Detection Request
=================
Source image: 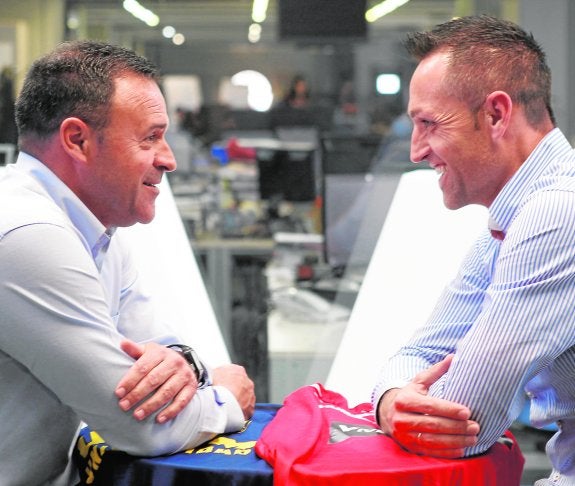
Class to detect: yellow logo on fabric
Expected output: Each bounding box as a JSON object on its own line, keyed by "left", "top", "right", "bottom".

{"left": 186, "top": 436, "right": 257, "bottom": 456}
{"left": 76, "top": 430, "right": 109, "bottom": 484}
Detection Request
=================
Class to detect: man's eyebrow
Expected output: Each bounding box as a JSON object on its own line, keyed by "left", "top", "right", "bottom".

{"left": 148, "top": 122, "right": 169, "bottom": 131}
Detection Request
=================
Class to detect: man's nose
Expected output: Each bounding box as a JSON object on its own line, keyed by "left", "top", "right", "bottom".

{"left": 410, "top": 128, "right": 428, "bottom": 164}
{"left": 156, "top": 140, "right": 177, "bottom": 172}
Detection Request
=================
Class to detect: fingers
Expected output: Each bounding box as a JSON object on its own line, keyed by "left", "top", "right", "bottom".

{"left": 242, "top": 385, "right": 256, "bottom": 419}
{"left": 409, "top": 355, "right": 472, "bottom": 421}
{"left": 397, "top": 392, "right": 472, "bottom": 421}
{"left": 377, "top": 357, "right": 480, "bottom": 459}
{"left": 385, "top": 394, "right": 480, "bottom": 458}
{"left": 212, "top": 364, "right": 256, "bottom": 419}
{"left": 393, "top": 409, "right": 479, "bottom": 439}
{"left": 391, "top": 387, "right": 479, "bottom": 435}
{"left": 115, "top": 340, "right": 149, "bottom": 399}
{"left": 115, "top": 341, "right": 197, "bottom": 421}
{"left": 403, "top": 428, "right": 479, "bottom": 458}
{"left": 155, "top": 381, "right": 197, "bottom": 424}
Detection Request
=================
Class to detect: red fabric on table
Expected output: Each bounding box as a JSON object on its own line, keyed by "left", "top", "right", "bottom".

{"left": 256, "top": 384, "right": 525, "bottom": 486}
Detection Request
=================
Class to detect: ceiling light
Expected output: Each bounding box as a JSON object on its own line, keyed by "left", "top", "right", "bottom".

{"left": 366, "top": 0, "right": 410, "bottom": 23}
{"left": 172, "top": 33, "right": 185, "bottom": 45}
{"left": 67, "top": 12, "right": 80, "bottom": 30}
{"left": 162, "top": 26, "right": 176, "bottom": 38}
{"left": 248, "top": 23, "right": 262, "bottom": 43}
{"left": 123, "top": 0, "right": 160, "bottom": 27}
{"left": 376, "top": 73, "right": 401, "bottom": 95}
{"left": 231, "top": 70, "right": 273, "bottom": 112}
{"left": 252, "top": 0, "right": 269, "bottom": 23}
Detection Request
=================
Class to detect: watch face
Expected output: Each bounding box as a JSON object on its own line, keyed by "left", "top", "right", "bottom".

{"left": 167, "top": 344, "right": 206, "bottom": 385}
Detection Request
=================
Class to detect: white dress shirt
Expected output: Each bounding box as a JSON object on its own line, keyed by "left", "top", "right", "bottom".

{"left": 0, "top": 153, "right": 243, "bottom": 486}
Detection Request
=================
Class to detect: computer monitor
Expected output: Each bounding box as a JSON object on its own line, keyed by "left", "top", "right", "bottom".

{"left": 321, "top": 131, "right": 417, "bottom": 271}
{"left": 322, "top": 171, "right": 404, "bottom": 271}
{"left": 278, "top": 0, "right": 368, "bottom": 44}
{"left": 321, "top": 134, "right": 381, "bottom": 174}
{"left": 256, "top": 145, "right": 317, "bottom": 203}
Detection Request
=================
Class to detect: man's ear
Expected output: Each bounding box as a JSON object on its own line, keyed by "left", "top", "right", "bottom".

{"left": 59, "top": 117, "right": 92, "bottom": 162}
{"left": 483, "top": 91, "right": 512, "bottom": 140}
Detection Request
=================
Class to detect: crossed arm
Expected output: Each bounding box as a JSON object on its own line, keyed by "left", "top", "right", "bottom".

{"left": 115, "top": 339, "right": 255, "bottom": 424}
{"left": 375, "top": 196, "right": 575, "bottom": 458}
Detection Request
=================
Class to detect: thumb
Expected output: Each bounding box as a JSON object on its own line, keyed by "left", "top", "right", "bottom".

{"left": 120, "top": 339, "right": 145, "bottom": 360}
{"left": 413, "top": 354, "right": 454, "bottom": 389}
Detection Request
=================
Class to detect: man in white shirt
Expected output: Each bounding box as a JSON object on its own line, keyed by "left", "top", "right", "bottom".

{"left": 0, "top": 40, "right": 255, "bottom": 485}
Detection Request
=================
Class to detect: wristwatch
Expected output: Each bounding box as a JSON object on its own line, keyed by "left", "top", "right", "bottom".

{"left": 167, "top": 344, "right": 207, "bottom": 387}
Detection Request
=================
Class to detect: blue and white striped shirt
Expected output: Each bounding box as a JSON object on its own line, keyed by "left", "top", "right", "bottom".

{"left": 373, "top": 128, "right": 575, "bottom": 481}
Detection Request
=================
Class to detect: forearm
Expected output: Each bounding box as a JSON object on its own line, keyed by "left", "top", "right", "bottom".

{"left": 93, "top": 385, "right": 244, "bottom": 456}
{"left": 0, "top": 226, "right": 244, "bottom": 456}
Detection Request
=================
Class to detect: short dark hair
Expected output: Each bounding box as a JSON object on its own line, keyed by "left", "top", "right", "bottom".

{"left": 15, "top": 40, "right": 159, "bottom": 143}
{"left": 404, "top": 15, "right": 555, "bottom": 127}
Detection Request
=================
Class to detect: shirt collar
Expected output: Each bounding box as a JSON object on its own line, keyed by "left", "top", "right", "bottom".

{"left": 14, "top": 152, "right": 114, "bottom": 264}
{"left": 488, "top": 128, "right": 572, "bottom": 234}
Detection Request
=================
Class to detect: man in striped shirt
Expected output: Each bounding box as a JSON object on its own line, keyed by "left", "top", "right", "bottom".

{"left": 372, "top": 15, "right": 575, "bottom": 486}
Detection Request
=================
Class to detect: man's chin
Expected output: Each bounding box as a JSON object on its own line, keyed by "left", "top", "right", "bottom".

{"left": 138, "top": 212, "right": 156, "bottom": 225}
{"left": 118, "top": 210, "right": 156, "bottom": 228}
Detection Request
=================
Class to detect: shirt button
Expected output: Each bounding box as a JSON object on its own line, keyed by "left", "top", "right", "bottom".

{"left": 552, "top": 472, "right": 561, "bottom": 482}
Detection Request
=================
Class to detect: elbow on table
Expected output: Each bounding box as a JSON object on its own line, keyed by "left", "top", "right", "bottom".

{"left": 101, "top": 419, "right": 210, "bottom": 457}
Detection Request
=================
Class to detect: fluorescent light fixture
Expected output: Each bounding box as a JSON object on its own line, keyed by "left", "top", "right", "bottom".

{"left": 366, "top": 0, "right": 410, "bottom": 23}
{"left": 123, "top": 0, "right": 160, "bottom": 27}
{"left": 376, "top": 73, "right": 401, "bottom": 95}
{"left": 252, "top": 0, "right": 269, "bottom": 23}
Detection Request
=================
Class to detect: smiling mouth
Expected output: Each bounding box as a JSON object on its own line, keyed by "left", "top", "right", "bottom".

{"left": 432, "top": 165, "right": 446, "bottom": 176}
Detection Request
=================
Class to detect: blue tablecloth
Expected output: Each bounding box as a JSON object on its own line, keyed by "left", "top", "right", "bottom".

{"left": 74, "top": 403, "right": 279, "bottom": 485}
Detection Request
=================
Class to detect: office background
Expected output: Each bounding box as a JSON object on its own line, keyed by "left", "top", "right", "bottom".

{"left": 2, "top": 0, "right": 575, "bottom": 141}
{"left": 1, "top": 1, "right": 572, "bottom": 483}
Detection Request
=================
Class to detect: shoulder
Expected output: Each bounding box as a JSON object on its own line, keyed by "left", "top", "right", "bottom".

{"left": 509, "top": 186, "right": 575, "bottom": 249}
{"left": 0, "top": 169, "right": 70, "bottom": 236}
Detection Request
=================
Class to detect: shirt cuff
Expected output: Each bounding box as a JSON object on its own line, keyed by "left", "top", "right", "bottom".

{"left": 211, "top": 385, "right": 245, "bottom": 433}
{"left": 371, "top": 378, "right": 410, "bottom": 410}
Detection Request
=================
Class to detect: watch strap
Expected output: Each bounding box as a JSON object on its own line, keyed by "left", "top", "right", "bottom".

{"left": 167, "top": 344, "right": 207, "bottom": 387}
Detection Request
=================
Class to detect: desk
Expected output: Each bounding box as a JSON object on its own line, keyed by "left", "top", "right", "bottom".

{"left": 191, "top": 237, "right": 274, "bottom": 347}
{"left": 267, "top": 309, "right": 348, "bottom": 403}
{"left": 75, "top": 392, "right": 525, "bottom": 486}
{"left": 74, "top": 404, "right": 279, "bottom": 485}
{"left": 192, "top": 237, "right": 275, "bottom": 401}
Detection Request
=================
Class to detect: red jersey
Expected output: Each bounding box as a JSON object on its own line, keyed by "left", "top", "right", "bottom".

{"left": 256, "top": 384, "right": 524, "bottom": 486}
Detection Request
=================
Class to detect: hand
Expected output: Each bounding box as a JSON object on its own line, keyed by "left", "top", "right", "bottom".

{"left": 212, "top": 364, "right": 256, "bottom": 420}
{"left": 377, "top": 355, "right": 480, "bottom": 458}
{"left": 115, "top": 339, "right": 198, "bottom": 424}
